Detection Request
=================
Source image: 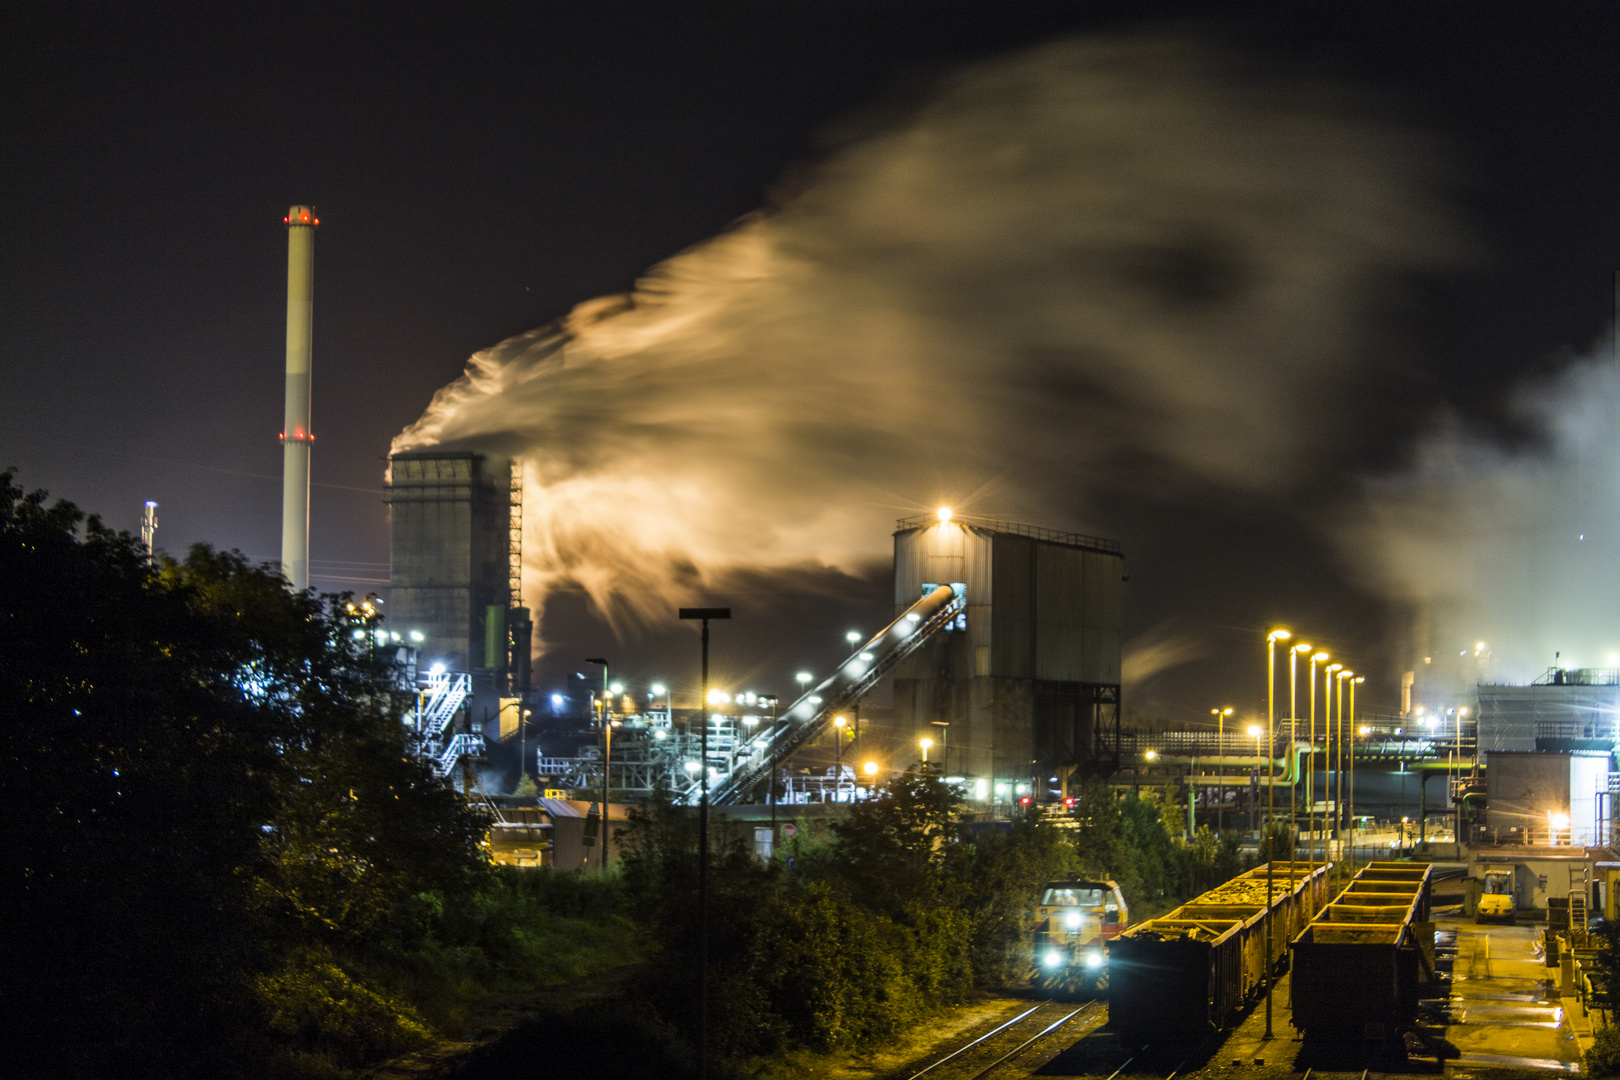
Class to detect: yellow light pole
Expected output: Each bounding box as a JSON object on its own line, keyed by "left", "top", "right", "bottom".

{"left": 1291, "top": 643, "right": 1310, "bottom": 824}
{"left": 1310, "top": 651, "right": 1329, "bottom": 865}
{"left": 1325, "top": 662, "right": 1342, "bottom": 857}
{"left": 833, "top": 716, "right": 847, "bottom": 800}
{"left": 1264, "top": 621, "right": 1291, "bottom": 1044}
{"left": 1334, "top": 668, "right": 1350, "bottom": 858}
{"left": 1350, "top": 677, "right": 1363, "bottom": 871}
{"left": 1212, "top": 706, "right": 1234, "bottom": 836}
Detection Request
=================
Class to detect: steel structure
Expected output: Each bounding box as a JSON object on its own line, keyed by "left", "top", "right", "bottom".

{"left": 414, "top": 669, "right": 482, "bottom": 778}
{"left": 529, "top": 584, "right": 966, "bottom": 806}
{"left": 701, "top": 584, "right": 965, "bottom": 805}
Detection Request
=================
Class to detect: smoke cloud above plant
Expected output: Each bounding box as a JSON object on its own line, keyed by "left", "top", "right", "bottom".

{"left": 392, "top": 32, "right": 1458, "bottom": 654}
{"left": 1343, "top": 348, "right": 1620, "bottom": 691}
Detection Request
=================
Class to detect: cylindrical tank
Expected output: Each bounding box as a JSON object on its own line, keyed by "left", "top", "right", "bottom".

{"left": 281, "top": 205, "right": 317, "bottom": 591}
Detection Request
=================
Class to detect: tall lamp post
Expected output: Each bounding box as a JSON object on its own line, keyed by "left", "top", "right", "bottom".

{"left": 1334, "top": 668, "right": 1350, "bottom": 857}
{"left": 678, "top": 606, "right": 731, "bottom": 1080}
{"left": 833, "top": 716, "right": 847, "bottom": 799}
{"left": 1291, "top": 643, "right": 1311, "bottom": 823}
{"left": 920, "top": 737, "right": 933, "bottom": 766}
{"left": 1309, "top": 651, "right": 1329, "bottom": 865}
{"left": 1212, "top": 707, "right": 1234, "bottom": 835}
{"left": 1263, "top": 627, "right": 1291, "bottom": 1042}
{"left": 1325, "top": 662, "right": 1343, "bottom": 857}
{"left": 1350, "top": 676, "right": 1364, "bottom": 871}
{"left": 584, "top": 658, "right": 610, "bottom": 873}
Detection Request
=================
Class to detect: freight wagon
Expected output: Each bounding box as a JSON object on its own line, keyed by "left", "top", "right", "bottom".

{"left": 1290, "top": 862, "right": 1435, "bottom": 1042}
{"left": 1107, "top": 861, "right": 1331, "bottom": 1045}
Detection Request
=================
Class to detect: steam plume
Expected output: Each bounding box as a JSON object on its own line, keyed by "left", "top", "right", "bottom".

{"left": 1344, "top": 349, "right": 1620, "bottom": 687}
{"left": 394, "top": 33, "right": 1454, "bottom": 639}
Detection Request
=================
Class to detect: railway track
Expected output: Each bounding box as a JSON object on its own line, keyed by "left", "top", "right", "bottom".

{"left": 904, "top": 1000, "right": 1099, "bottom": 1080}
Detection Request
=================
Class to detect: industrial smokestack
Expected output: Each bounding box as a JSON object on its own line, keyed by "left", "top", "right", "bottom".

{"left": 281, "top": 204, "right": 317, "bottom": 591}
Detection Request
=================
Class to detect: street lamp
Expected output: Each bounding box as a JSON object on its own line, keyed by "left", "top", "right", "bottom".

{"left": 1212, "top": 707, "right": 1234, "bottom": 835}
{"left": 1325, "top": 662, "right": 1342, "bottom": 852}
{"left": 1262, "top": 627, "right": 1289, "bottom": 1041}
{"left": 678, "top": 605, "right": 731, "bottom": 1080}
{"left": 1291, "top": 643, "right": 1310, "bottom": 821}
{"left": 833, "top": 716, "right": 847, "bottom": 798}
{"left": 1350, "top": 676, "right": 1363, "bottom": 872}
{"left": 846, "top": 630, "right": 862, "bottom": 648}
{"left": 1333, "top": 669, "right": 1352, "bottom": 866}
{"left": 920, "top": 737, "right": 933, "bottom": 764}
{"left": 584, "top": 657, "right": 611, "bottom": 874}
{"left": 1309, "top": 651, "right": 1328, "bottom": 865}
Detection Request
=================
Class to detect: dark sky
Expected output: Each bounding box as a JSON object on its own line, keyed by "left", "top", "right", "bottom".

{"left": 6, "top": 1, "right": 1620, "bottom": 721}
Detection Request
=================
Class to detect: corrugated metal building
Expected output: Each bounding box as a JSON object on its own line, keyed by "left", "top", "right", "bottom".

{"left": 890, "top": 515, "right": 1124, "bottom": 803}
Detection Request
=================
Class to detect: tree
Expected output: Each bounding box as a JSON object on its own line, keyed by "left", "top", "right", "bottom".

{"left": 0, "top": 474, "right": 487, "bottom": 1078}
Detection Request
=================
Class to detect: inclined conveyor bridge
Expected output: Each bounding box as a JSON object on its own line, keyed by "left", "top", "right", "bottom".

{"left": 692, "top": 583, "right": 965, "bottom": 806}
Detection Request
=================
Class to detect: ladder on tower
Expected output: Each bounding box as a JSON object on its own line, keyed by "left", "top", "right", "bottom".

{"left": 417, "top": 671, "right": 471, "bottom": 739}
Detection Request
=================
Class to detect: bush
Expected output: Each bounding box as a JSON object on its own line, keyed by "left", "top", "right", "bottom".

{"left": 256, "top": 953, "right": 432, "bottom": 1067}
{"left": 1589, "top": 1023, "right": 1620, "bottom": 1075}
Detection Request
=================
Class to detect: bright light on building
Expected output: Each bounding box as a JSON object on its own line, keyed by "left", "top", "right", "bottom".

{"left": 550, "top": 693, "right": 564, "bottom": 708}
{"left": 846, "top": 630, "right": 862, "bottom": 645}
{"left": 650, "top": 683, "right": 666, "bottom": 696}
{"left": 1247, "top": 725, "right": 1262, "bottom": 738}
{"left": 864, "top": 761, "right": 879, "bottom": 776}
{"left": 706, "top": 688, "right": 731, "bottom": 705}
{"left": 1085, "top": 951, "right": 1104, "bottom": 970}
{"left": 684, "top": 761, "right": 701, "bottom": 773}
{"left": 796, "top": 672, "right": 812, "bottom": 685}
{"left": 409, "top": 630, "right": 425, "bottom": 642}
{"left": 1144, "top": 750, "right": 1157, "bottom": 761}
{"left": 1043, "top": 950, "right": 1062, "bottom": 968}
{"left": 429, "top": 663, "right": 445, "bottom": 676}
{"left": 937, "top": 507, "right": 953, "bottom": 523}
{"left": 610, "top": 682, "right": 624, "bottom": 695}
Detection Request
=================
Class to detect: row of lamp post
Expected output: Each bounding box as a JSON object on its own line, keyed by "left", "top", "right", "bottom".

{"left": 1256, "top": 626, "right": 1368, "bottom": 1041}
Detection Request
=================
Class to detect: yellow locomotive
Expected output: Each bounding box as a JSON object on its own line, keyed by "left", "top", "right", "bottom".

{"left": 1034, "top": 878, "right": 1129, "bottom": 994}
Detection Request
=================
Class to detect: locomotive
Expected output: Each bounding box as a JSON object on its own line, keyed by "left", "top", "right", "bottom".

{"left": 1033, "top": 878, "right": 1129, "bottom": 994}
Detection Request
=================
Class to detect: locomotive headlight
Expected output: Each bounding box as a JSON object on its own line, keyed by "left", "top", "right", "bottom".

{"left": 1064, "top": 913, "right": 1082, "bottom": 932}
{"left": 1043, "top": 950, "right": 1063, "bottom": 968}
{"left": 1085, "top": 951, "right": 1104, "bottom": 970}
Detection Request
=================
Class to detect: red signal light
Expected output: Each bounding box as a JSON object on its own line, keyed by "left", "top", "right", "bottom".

{"left": 1019, "top": 796, "right": 1032, "bottom": 806}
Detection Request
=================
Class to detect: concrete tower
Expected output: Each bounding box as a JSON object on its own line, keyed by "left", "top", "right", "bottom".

{"left": 281, "top": 205, "right": 317, "bottom": 591}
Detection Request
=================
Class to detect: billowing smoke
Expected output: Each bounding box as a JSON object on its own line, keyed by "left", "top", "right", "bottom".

{"left": 1343, "top": 348, "right": 1620, "bottom": 689}
{"left": 394, "top": 32, "right": 1455, "bottom": 647}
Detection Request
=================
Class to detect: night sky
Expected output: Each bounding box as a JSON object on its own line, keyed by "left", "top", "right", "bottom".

{"left": 6, "top": 2, "right": 1620, "bottom": 722}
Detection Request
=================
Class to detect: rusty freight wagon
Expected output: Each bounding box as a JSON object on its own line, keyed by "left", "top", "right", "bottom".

{"left": 1108, "top": 861, "right": 1331, "bottom": 1045}
{"left": 1290, "top": 862, "right": 1435, "bottom": 1042}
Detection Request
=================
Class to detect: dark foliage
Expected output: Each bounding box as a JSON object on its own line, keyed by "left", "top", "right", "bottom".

{"left": 0, "top": 473, "right": 489, "bottom": 1078}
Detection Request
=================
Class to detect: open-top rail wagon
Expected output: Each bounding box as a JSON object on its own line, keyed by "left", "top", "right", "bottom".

{"left": 1290, "top": 861, "right": 1436, "bottom": 1042}
{"left": 1107, "top": 861, "right": 1331, "bottom": 1045}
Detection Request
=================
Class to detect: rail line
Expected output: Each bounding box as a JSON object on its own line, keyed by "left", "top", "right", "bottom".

{"left": 903, "top": 1001, "right": 1097, "bottom": 1080}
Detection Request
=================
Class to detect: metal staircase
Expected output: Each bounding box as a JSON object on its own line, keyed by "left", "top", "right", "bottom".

{"left": 418, "top": 670, "right": 471, "bottom": 739}
{"left": 414, "top": 670, "right": 481, "bottom": 778}
{"left": 698, "top": 584, "right": 966, "bottom": 806}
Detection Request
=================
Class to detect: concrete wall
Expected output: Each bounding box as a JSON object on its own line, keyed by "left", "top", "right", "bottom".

{"left": 1487, "top": 752, "right": 1572, "bottom": 843}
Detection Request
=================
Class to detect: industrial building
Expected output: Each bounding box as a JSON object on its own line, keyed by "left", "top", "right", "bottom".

{"left": 386, "top": 449, "right": 532, "bottom": 736}
{"left": 889, "top": 513, "right": 1124, "bottom": 801}
{"left": 1476, "top": 667, "right": 1620, "bottom": 751}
